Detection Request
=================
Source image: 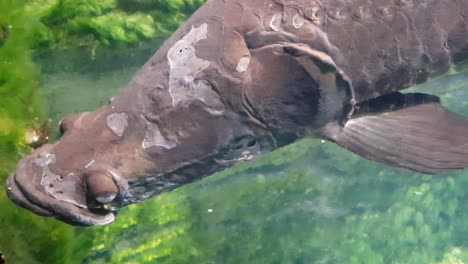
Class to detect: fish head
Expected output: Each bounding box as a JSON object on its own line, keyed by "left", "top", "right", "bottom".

{"left": 5, "top": 81, "right": 270, "bottom": 226}
{"left": 6, "top": 92, "right": 153, "bottom": 226}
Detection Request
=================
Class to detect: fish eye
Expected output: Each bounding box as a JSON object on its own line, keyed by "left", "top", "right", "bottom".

{"left": 230, "top": 136, "right": 257, "bottom": 150}
{"left": 246, "top": 139, "right": 257, "bottom": 148}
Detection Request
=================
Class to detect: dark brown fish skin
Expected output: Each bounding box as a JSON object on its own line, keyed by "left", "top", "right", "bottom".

{"left": 319, "top": 0, "right": 468, "bottom": 102}
{"left": 6, "top": 0, "right": 468, "bottom": 225}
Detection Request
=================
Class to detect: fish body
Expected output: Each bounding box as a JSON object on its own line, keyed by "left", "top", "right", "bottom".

{"left": 6, "top": 0, "right": 468, "bottom": 225}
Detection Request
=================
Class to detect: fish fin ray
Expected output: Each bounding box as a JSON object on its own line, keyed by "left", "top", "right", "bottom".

{"left": 322, "top": 92, "right": 468, "bottom": 174}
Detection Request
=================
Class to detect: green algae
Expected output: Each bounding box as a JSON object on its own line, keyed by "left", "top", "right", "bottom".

{"left": 38, "top": 0, "right": 151, "bottom": 47}
{"left": 0, "top": 0, "right": 75, "bottom": 263}
{"left": 0, "top": 0, "right": 42, "bottom": 184}
{"left": 30, "top": 0, "right": 205, "bottom": 50}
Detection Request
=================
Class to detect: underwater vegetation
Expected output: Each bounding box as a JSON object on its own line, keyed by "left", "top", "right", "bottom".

{"left": 0, "top": 0, "right": 75, "bottom": 263}
{"left": 28, "top": 0, "right": 206, "bottom": 49}
{"left": 29, "top": 0, "right": 207, "bottom": 77}
{"left": 3, "top": 0, "right": 468, "bottom": 263}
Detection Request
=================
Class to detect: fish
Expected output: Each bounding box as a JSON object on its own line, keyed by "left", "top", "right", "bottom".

{"left": 6, "top": 0, "right": 468, "bottom": 226}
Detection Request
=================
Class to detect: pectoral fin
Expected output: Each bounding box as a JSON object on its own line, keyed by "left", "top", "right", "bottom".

{"left": 277, "top": 42, "right": 354, "bottom": 127}
{"left": 322, "top": 92, "right": 468, "bottom": 174}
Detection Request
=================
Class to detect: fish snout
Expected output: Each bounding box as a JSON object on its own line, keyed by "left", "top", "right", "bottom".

{"left": 6, "top": 145, "right": 120, "bottom": 226}
{"left": 6, "top": 171, "right": 55, "bottom": 217}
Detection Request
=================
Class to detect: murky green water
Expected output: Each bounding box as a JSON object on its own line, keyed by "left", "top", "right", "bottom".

{"left": 3, "top": 1, "right": 468, "bottom": 263}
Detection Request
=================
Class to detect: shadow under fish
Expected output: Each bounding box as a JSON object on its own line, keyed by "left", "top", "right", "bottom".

{"left": 6, "top": 0, "right": 468, "bottom": 225}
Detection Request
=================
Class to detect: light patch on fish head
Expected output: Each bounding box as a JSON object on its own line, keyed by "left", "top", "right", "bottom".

{"left": 168, "top": 23, "right": 220, "bottom": 109}
{"left": 106, "top": 112, "right": 128, "bottom": 137}
{"left": 304, "top": 6, "right": 325, "bottom": 26}
{"left": 167, "top": 23, "right": 209, "bottom": 80}
{"left": 141, "top": 116, "right": 177, "bottom": 149}
{"left": 85, "top": 159, "right": 95, "bottom": 169}
{"left": 292, "top": 13, "right": 305, "bottom": 29}
{"left": 236, "top": 55, "right": 250, "bottom": 73}
{"left": 34, "top": 153, "right": 87, "bottom": 208}
{"left": 270, "top": 12, "right": 283, "bottom": 31}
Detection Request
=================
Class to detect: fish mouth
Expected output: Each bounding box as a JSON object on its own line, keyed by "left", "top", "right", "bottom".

{"left": 5, "top": 146, "right": 116, "bottom": 226}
